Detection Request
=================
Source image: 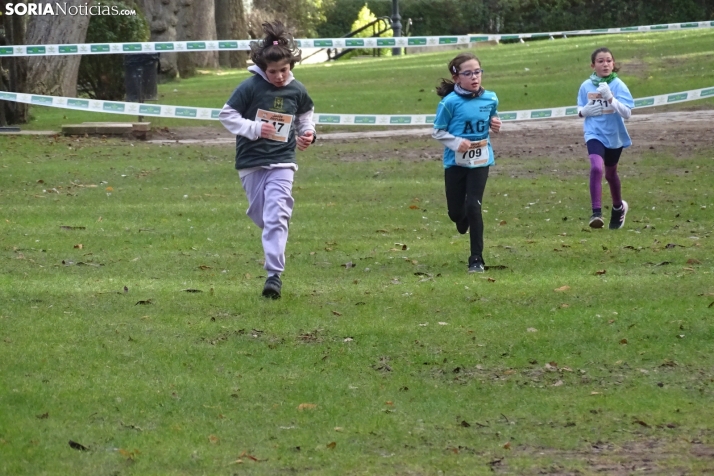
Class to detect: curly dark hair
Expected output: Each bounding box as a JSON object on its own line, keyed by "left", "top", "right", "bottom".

{"left": 249, "top": 21, "right": 302, "bottom": 71}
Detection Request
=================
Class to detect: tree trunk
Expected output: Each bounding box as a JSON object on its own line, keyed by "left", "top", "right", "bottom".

{"left": 136, "top": 0, "right": 180, "bottom": 80}
{"left": 177, "top": 0, "right": 218, "bottom": 73}
{"left": 0, "top": 0, "right": 28, "bottom": 124}
{"left": 215, "top": 0, "right": 248, "bottom": 68}
{"left": 25, "top": 0, "right": 92, "bottom": 97}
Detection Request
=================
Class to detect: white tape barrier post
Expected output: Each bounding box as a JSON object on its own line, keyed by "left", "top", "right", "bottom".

{"left": 1, "top": 21, "right": 713, "bottom": 57}
{"left": 1, "top": 87, "right": 712, "bottom": 125}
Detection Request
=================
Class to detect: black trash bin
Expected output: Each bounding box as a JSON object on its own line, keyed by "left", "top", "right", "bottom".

{"left": 124, "top": 53, "right": 159, "bottom": 102}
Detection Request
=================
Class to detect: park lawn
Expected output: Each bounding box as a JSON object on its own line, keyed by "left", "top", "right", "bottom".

{"left": 20, "top": 28, "right": 714, "bottom": 130}
{"left": 0, "top": 134, "right": 713, "bottom": 474}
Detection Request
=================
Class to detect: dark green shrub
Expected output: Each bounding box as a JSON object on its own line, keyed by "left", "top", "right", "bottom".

{"left": 77, "top": 1, "right": 149, "bottom": 100}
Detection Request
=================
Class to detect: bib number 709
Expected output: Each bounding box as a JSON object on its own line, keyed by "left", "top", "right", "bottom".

{"left": 455, "top": 139, "right": 490, "bottom": 167}
{"left": 462, "top": 148, "right": 482, "bottom": 160}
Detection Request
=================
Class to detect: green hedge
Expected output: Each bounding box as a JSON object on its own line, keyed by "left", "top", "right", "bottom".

{"left": 317, "top": 0, "right": 714, "bottom": 38}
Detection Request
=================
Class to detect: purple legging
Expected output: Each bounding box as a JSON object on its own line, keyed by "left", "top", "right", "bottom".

{"left": 589, "top": 155, "right": 622, "bottom": 209}
{"left": 587, "top": 140, "right": 623, "bottom": 210}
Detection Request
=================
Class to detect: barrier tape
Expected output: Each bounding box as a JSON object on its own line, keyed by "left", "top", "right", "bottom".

{"left": 1, "top": 86, "right": 713, "bottom": 125}
{"left": 1, "top": 21, "right": 713, "bottom": 57}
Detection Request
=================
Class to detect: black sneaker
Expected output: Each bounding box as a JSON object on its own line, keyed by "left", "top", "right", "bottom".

{"left": 456, "top": 214, "right": 469, "bottom": 234}
{"left": 589, "top": 213, "right": 604, "bottom": 228}
{"left": 468, "top": 256, "right": 485, "bottom": 273}
{"left": 262, "top": 275, "right": 282, "bottom": 299}
{"left": 609, "top": 200, "right": 628, "bottom": 230}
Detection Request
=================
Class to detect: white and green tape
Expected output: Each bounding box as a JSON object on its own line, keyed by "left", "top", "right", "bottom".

{"left": 1, "top": 86, "right": 712, "bottom": 125}
{"left": 1, "top": 21, "right": 713, "bottom": 57}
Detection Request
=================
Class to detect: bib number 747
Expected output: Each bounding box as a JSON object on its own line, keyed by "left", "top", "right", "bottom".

{"left": 455, "top": 139, "right": 490, "bottom": 167}
{"left": 256, "top": 109, "right": 294, "bottom": 142}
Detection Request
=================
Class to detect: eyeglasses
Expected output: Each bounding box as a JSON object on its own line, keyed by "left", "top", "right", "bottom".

{"left": 458, "top": 69, "right": 484, "bottom": 78}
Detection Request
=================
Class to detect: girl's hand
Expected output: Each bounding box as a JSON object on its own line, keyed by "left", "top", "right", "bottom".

{"left": 597, "top": 82, "right": 614, "bottom": 101}
{"left": 296, "top": 131, "right": 314, "bottom": 151}
{"left": 457, "top": 139, "right": 471, "bottom": 153}
{"left": 260, "top": 122, "right": 277, "bottom": 138}
{"left": 490, "top": 116, "right": 502, "bottom": 133}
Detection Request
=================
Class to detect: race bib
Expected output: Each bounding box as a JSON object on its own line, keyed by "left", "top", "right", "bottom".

{"left": 256, "top": 109, "right": 294, "bottom": 142}
{"left": 587, "top": 92, "right": 614, "bottom": 114}
{"left": 455, "top": 139, "right": 490, "bottom": 167}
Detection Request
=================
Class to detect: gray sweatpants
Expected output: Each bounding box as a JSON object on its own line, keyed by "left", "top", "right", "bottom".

{"left": 240, "top": 168, "right": 295, "bottom": 276}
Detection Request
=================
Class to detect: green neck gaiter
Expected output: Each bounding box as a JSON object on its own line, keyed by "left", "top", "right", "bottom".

{"left": 590, "top": 72, "right": 618, "bottom": 85}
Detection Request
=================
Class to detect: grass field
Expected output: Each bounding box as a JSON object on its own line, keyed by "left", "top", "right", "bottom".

{"left": 20, "top": 28, "right": 714, "bottom": 130}
{"left": 1, "top": 27, "right": 714, "bottom": 475}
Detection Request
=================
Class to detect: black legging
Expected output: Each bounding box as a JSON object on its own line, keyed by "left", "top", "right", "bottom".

{"left": 445, "top": 165, "right": 489, "bottom": 259}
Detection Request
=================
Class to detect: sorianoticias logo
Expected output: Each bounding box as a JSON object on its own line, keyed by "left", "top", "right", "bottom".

{"left": 2, "top": 2, "right": 136, "bottom": 16}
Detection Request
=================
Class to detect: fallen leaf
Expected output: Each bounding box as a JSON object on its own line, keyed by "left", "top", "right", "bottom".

{"left": 74, "top": 244, "right": 83, "bottom": 249}
{"left": 118, "top": 448, "right": 140, "bottom": 460}
{"left": 503, "top": 441, "right": 511, "bottom": 450}
{"left": 36, "top": 412, "right": 49, "bottom": 419}
{"left": 208, "top": 435, "right": 219, "bottom": 444}
{"left": 105, "top": 186, "right": 114, "bottom": 192}
{"left": 687, "top": 258, "right": 701, "bottom": 265}
{"left": 385, "top": 401, "right": 393, "bottom": 405}
{"left": 620, "top": 338, "right": 628, "bottom": 344}
{"left": 594, "top": 269, "right": 606, "bottom": 275}
{"left": 135, "top": 299, "right": 153, "bottom": 305}
{"left": 560, "top": 303, "right": 570, "bottom": 308}
{"left": 633, "top": 419, "right": 650, "bottom": 428}
{"left": 487, "top": 277, "right": 496, "bottom": 282}
{"left": 409, "top": 205, "right": 419, "bottom": 209}
{"left": 326, "top": 441, "right": 336, "bottom": 449}
{"left": 394, "top": 243, "right": 408, "bottom": 250}
{"left": 198, "top": 265, "right": 212, "bottom": 270}
{"left": 69, "top": 440, "right": 89, "bottom": 451}
{"left": 499, "top": 220, "right": 507, "bottom": 225}
{"left": 60, "top": 225, "right": 86, "bottom": 230}
{"left": 460, "top": 420, "right": 471, "bottom": 427}
{"left": 298, "top": 403, "right": 316, "bottom": 410}
{"left": 183, "top": 289, "right": 203, "bottom": 293}
{"left": 332, "top": 310, "right": 342, "bottom": 316}
{"left": 554, "top": 286, "right": 571, "bottom": 292}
